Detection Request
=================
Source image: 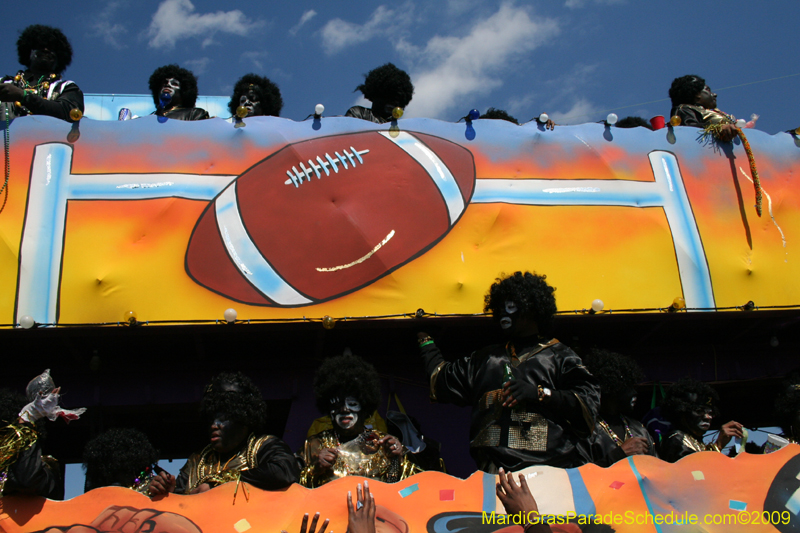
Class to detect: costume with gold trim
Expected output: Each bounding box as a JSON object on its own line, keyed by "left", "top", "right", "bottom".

{"left": 421, "top": 338, "right": 599, "bottom": 471}
{"left": 671, "top": 104, "right": 735, "bottom": 128}
{"left": 176, "top": 433, "right": 298, "bottom": 493}
{"left": 2, "top": 70, "right": 83, "bottom": 122}
{"left": 659, "top": 429, "right": 721, "bottom": 463}
{"left": 0, "top": 422, "right": 62, "bottom": 498}
{"left": 579, "top": 415, "right": 657, "bottom": 467}
{"left": 300, "top": 429, "right": 422, "bottom": 488}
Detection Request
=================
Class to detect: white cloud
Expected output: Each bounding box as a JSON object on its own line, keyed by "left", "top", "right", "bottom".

{"left": 91, "top": 1, "right": 129, "bottom": 49}
{"left": 565, "top": 0, "right": 626, "bottom": 8}
{"left": 290, "top": 10, "right": 317, "bottom": 35}
{"left": 146, "top": 0, "right": 262, "bottom": 49}
{"left": 403, "top": 3, "right": 559, "bottom": 119}
{"left": 320, "top": 5, "right": 411, "bottom": 55}
{"left": 548, "top": 98, "right": 599, "bottom": 124}
{"left": 183, "top": 57, "right": 210, "bottom": 75}
{"left": 241, "top": 51, "right": 268, "bottom": 71}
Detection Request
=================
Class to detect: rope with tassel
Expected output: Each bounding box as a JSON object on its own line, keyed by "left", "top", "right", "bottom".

{"left": 703, "top": 121, "right": 763, "bottom": 217}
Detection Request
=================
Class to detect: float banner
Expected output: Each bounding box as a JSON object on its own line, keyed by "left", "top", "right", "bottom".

{"left": 1, "top": 116, "right": 798, "bottom": 325}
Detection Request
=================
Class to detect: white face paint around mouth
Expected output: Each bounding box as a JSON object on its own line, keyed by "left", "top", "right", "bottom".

{"left": 500, "top": 317, "right": 513, "bottom": 329}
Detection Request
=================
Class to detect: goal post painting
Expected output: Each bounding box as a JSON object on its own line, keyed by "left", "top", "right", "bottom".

{"left": 1, "top": 115, "right": 798, "bottom": 326}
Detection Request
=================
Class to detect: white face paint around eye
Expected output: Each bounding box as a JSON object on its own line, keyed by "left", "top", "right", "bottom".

{"left": 505, "top": 301, "right": 518, "bottom": 314}
{"left": 344, "top": 397, "right": 361, "bottom": 412}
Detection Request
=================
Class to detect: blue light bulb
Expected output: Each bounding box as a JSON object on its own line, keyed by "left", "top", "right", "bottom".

{"left": 467, "top": 109, "right": 480, "bottom": 121}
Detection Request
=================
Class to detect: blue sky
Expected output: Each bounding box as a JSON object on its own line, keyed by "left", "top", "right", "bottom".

{"left": 3, "top": 0, "right": 798, "bottom": 132}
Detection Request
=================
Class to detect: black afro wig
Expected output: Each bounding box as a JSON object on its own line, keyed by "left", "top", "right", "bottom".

{"left": 82, "top": 428, "right": 159, "bottom": 492}
{"left": 148, "top": 64, "right": 199, "bottom": 108}
{"left": 17, "top": 25, "right": 73, "bottom": 72}
{"left": 480, "top": 108, "right": 519, "bottom": 125}
{"left": 0, "top": 388, "right": 26, "bottom": 425}
{"left": 228, "top": 73, "right": 283, "bottom": 117}
{"left": 669, "top": 75, "right": 705, "bottom": 109}
{"left": 313, "top": 354, "right": 381, "bottom": 416}
{"left": 484, "top": 271, "right": 558, "bottom": 334}
{"left": 200, "top": 371, "right": 267, "bottom": 432}
{"left": 583, "top": 349, "right": 644, "bottom": 397}
{"left": 615, "top": 116, "right": 653, "bottom": 130}
{"left": 662, "top": 377, "right": 720, "bottom": 424}
{"left": 356, "top": 63, "right": 414, "bottom": 108}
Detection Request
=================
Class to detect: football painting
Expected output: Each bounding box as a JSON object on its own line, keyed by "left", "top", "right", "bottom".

{"left": 1, "top": 115, "right": 798, "bottom": 324}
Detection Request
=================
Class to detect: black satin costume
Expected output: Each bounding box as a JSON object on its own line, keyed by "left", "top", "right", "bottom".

{"left": 1, "top": 70, "right": 83, "bottom": 122}
{"left": 670, "top": 104, "right": 735, "bottom": 128}
{"left": 421, "top": 338, "right": 599, "bottom": 471}
{"left": 156, "top": 107, "right": 209, "bottom": 121}
{"left": 578, "top": 415, "right": 656, "bottom": 467}
{"left": 658, "top": 429, "right": 720, "bottom": 463}
{"left": 345, "top": 105, "right": 388, "bottom": 124}
{"left": 175, "top": 434, "right": 299, "bottom": 493}
{"left": 0, "top": 422, "right": 63, "bottom": 499}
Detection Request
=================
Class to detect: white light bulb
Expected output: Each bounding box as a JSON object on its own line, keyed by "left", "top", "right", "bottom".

{"left": 224, "top": 308, "right": 238, "bottom": 323}
{"left": 591, "top": 299, "right": 604, "bottom": 313}
{"left": 606, "top": 113, "right": 618, "bottom": 125}
{"left": 20, "top": 315, "right": 35, "bottom": 329}
{"left": 735, "top": 118, "right": 746, "bottom": 129}
{"left": 315, "top": 104, "right": 325, "bottom": 116}
{"left": 538, "top": 113, "right": 549, "bottom": 123}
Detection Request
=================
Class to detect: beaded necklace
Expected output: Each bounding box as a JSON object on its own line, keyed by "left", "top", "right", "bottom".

{"left": 12, "top": 71, "right": 59, "bottom": 99}
{"left": 598, "top": 417, "right": 632, "bottom": 447}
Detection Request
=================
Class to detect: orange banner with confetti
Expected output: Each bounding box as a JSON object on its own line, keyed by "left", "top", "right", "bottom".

{"left": 1, "top": 446, "right": 798, "bottom": 532}
{"left": 1, "top": 115, "right": 798, "bottom": 326}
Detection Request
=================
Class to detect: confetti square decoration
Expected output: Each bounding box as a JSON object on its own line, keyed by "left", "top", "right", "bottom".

{"left": 785, "top": 485, "right": 800, "bottom": 515}
{"left": 234, "top": 519, "right": 252, "bottom": 532}
{"left": 609, "top": 481, "right": 624, "bottom": 490}
{"left": 399, "top": 483, "right": 420, "bottom": 498}
{"left": 729, "top": 500, "right": 747, "bottom": 512}
{"left": 691, "top": 471, "right": 705, "bottom": 481}
{"left": 440, "top": 489, "right": 455, "bottom": 501}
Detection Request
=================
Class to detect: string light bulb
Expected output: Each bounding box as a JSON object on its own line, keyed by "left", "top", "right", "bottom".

{"left": 392, "top": 107, "right": 404, "bottom": 119}
{"left": 671, "top": 296, "right": 686, "bottom": 311}
{"left": 19, "top": 315, "right": 35, "bottom": 329}
{"left": 322, "top": 315, "right": 335, "bottom": 329}
{"left": 314, "top": 104, "right": 325, "bottom": 116}
{"left": 590, "top": 299, "right": 604, "bottom": 313}
{"left": 69, "top": 108, "right": 83, "bottom": 121}
{"left": 670, "top": 115, "right": 681, "bottom": 126}
{"left": 735, "top": 118, "right": 746, "bottom": 129}
{"left": 606, "top": 113, "right": 618, "bottom": 125}
{"left": 123, "top": 310, "right": 137, "bottom": 325}
{"left": 236, "top": 106, "right": 248, "bottom": 119}
{"left": 538, "top": 113, "right": 549, "bottom": 123}
{"left": 224, "top": 308, "right": 238, "bottom": 323}
{"left": 467, "top": 109, "right": 480, "bottom": 121}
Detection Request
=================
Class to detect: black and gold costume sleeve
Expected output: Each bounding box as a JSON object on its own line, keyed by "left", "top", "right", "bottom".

{"left": 421, "top": 339, "right": 600, "bottom": 470}
{"left": 2, "top": 71, "right": 84, "bottom": 122}
{"left": 658, "top": 429, "right": 721, "bottom": 463}
{"left": 671, "top": 104, "right": 735, "bottom": 128}
{"left": 175, "top": 434, "right": 299, "bottom": 493}
{"left": 299, "top": 429, "right": 422, "bottom": 488}
{"left": 0, "top": 422, "right": 63, "bottom": 499}
{"left": 578, "top": 415, "right": 657, "bottom": 467}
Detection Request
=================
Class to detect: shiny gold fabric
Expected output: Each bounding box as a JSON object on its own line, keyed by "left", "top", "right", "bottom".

{"left": 0, "top": 423, "right": 38, "bottom": 493}
{"left": 184, "top": 434, "right": 271, "bottom": 492}
{"left": 300, "top": 430, "right": 421, "bottom": 488}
